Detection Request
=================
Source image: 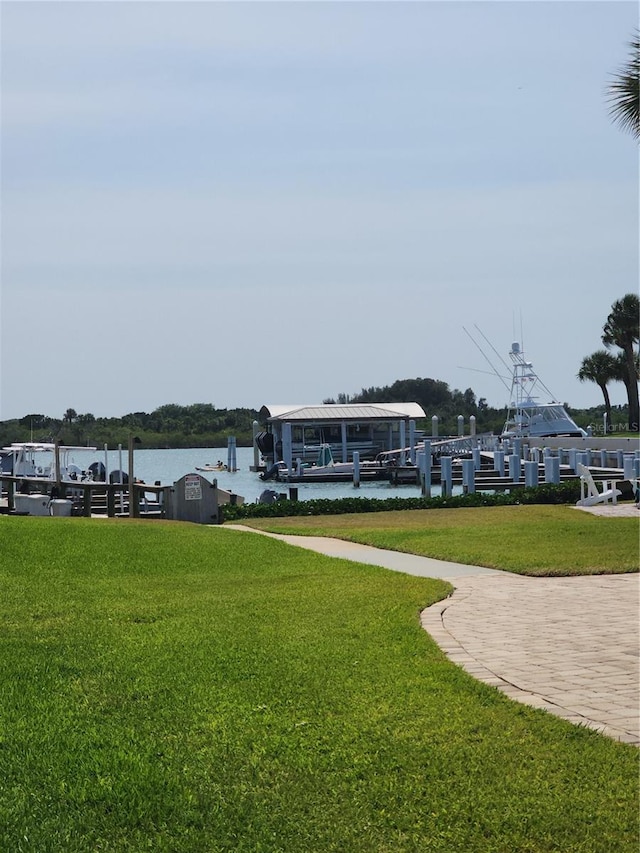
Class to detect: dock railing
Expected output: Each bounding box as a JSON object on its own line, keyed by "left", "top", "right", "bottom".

{"left": 377, "top": 433, "right": 498, "bottom": 463}
{"left": 0, "top": 474, "right": 170, "bottom": 518}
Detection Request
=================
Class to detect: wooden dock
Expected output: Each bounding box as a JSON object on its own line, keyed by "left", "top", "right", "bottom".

{"left": 0, "top": 475, "right": 169, "bottom": 518}
{"left": 387, "top": 459, "right": 630, "bottom": 493}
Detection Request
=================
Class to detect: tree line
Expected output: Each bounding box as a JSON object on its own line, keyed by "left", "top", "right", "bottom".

{"left": 0, "top": 404, "right": 261, "bottom": 450}
{"left": 0, "top": 385, "right": 631, "bottom": 452}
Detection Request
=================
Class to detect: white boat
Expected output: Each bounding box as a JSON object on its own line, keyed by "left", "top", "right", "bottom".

{"left": 1, "top": 442, "right": 102, "bottom": 483}
{"left": 195, "top": 463, "right": 228, "bottom": 472}
{"left": 261, "top": 444, "right": 387, "bottom": 483}
{"left": 501, "top": 342, "right": 586, "bottom": 439}
{"left": 463, "top": 327, "right": 586, "bottom": 440}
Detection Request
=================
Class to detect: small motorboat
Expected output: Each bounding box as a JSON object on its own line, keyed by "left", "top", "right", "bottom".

{"left": 195, "top": 462, "right": 228, "bottom": 472}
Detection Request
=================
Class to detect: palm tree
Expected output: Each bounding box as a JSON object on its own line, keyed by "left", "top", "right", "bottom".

{"left": 63, "top": 408, "right": 77, "bottom": 425}
{"left": 612, "top": 350, "right": 640, "bottom": 423}
{"left": 606, "top": 31, "right": 640, "bottom": 140}
{"left": 577, "top": 350, "right": 618, "bottom": 424}
{"left": 602, "top": 294, "right": 640, "bottom": 431}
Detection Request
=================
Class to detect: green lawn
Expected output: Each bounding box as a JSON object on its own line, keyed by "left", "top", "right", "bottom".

{"left": 0, "top": 517, "right": 638, "bottom": 852}
{"left": 237, "top": 504, "right": 640, "bottom": 575}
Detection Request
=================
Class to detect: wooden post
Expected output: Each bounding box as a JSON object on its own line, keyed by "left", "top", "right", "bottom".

{"left": 128, "top": 436, "right": 135, "bottom": 518}
{"left": 462, "top": 459, "right": 475, "bottom": 494}
{"left": 421, "top": 440, "right": 432, "bottom": 498}
{"left": 352, "top": 451, "right": 360, "bottom": 488}
{"left": 54, "top": 440, "right": 62, "bottom": 495}
{"left": 107, "top": 485, "right": 116, "bottom": 517}
{"left": 440, "top": 456, "right": 452, "bottom": 497}
{"left": 83, "top": 483, "right": 92, "bottom": 517}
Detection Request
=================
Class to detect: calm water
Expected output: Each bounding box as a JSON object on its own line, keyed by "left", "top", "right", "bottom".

{"left": 56, "top": 445, "right": 444, "bottom": 504}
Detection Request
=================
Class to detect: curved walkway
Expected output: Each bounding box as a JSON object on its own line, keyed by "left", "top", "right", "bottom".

{"left": 228, "top": 524, "right": 639, "bottom": 745}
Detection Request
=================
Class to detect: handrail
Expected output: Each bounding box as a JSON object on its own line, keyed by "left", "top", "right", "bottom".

{"left": 0, "top": 474, "right": 169, "bottom": 518}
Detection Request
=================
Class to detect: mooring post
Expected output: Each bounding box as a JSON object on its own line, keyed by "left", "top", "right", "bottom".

{"left": 431, "top": 416, "right": 438, "bottom": 438}
{"left": 128, "top": 436, "right": 135, "bottom": 518}
{"left": 421, "top": 441, "right": 432, "bottom": 497}
{"left": 409, "top": 420, "right": 416, "bottom": 465}
{"left": 462, "top": 459, "right": 475, "bottom": 494}
{"left": 494, "top": 449, "right": 505, "bottom": 477}
{"left": 508, "top": 454, "right": 520, "bottom": 482}
{"left": 252, "top": 420, "right": 260, "bottom": 470}
{"left": 282, "top": 424, "right": 292, "bottom": 475}
{"left": 577, "top": 451, "right": 589, "bottom": 470}
{"left": 54, "top": 440, "right": 62, "bottom": 495}
{"left": 352, "top": 451, "right": 360, "bottom": 488}
{"left": 623, "top": 455, "right": 635, "bottom": 480}
{"left": 440, "top": 456, "right": 452, "bottom": 497}
{"left": 457, "top": 415, "right": 464, "bottom": 437}
{"left": 227, "top": 436, "right": 237, "bottom": 472}
{"left": 469, "top": 415, "right": 476, "bottom": 436}
{"left": 544, "top": 455, "right": 560, "bottom": 484}
{"left": 399, "top": 421, "right": 406, "bottom": 467}
{"left": 524, "top": 460, "right": 538, "bottom": 488}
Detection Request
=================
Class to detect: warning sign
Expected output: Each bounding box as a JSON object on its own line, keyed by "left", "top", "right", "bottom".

{"left": 184, "top": 474, "right": 202, "bottom": 501}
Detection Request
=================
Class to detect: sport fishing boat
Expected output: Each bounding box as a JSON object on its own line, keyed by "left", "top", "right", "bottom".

{"left": 463, "top": 327, "right": 586, "bottom": 440}
{"left": 501, "top": 342, "right": 586, "bottom": 439}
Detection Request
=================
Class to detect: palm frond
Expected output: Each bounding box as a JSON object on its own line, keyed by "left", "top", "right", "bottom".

{"left": 606, "top": 32, "right": 640, "bottom": 140}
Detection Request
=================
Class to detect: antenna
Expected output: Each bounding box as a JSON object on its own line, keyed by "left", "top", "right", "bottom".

{"left": 462, "top": 327, "right": 512, "bottom": 395}
{"left": 473, "top": 325, "right": 513, "bottom": 376}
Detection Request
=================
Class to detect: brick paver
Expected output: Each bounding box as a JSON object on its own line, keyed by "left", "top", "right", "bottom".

{"left": 421, "top": 573, "right": 639, "bottom": 744}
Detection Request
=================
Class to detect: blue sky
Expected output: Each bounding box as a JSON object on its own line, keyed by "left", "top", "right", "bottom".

{"left": 1, "top": 0, "right": 638, "bottom": 420}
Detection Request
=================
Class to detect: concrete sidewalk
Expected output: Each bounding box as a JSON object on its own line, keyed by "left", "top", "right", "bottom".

{"left": 228, "top": 524, "right": 639, "bottom": 744}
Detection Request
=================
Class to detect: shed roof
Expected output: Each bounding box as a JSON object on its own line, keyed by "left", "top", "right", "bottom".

{"left": 260, "top": 403, "right": 426, "bottom": 422}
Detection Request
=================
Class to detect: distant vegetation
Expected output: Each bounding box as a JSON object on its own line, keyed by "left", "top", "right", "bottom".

{"left": 0, "top": 393, "right": 629, "bottom": 451}
{"left": 0, "top": 404, "right": 260, "bottom": 450}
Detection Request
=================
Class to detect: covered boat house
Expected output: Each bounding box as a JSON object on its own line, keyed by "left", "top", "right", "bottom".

{"left": 255, "top": 403, "right": 427, "bottom": 467}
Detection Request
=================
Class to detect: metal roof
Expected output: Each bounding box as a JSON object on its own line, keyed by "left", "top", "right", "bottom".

{"left": 260, "top": 403, "right": 426, "bottom": 422}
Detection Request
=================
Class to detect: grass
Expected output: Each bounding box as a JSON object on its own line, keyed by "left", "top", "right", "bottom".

{"left": 236, "top": 504, "right": 640, "bottom": 576}
{"left": 0, "top": 516, "right": 638, "bottom": 852}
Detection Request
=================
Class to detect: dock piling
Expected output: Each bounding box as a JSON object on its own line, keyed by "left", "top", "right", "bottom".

{"left": 441, "top": 456, "right": 453, "bottom": 497}
{"left": 352, "top": 451, "right": 360, "bottom": 488}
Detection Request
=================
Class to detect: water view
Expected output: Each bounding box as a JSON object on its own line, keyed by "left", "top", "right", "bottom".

{"left": 58, "top": 445, "right": 442, "bottom": 504}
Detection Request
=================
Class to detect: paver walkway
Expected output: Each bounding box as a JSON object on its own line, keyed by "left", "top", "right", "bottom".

{"left": 422, "top": 573, "right": 639, "bottom": 744}
{"left": 228, "top": 523, "right": 639, "bottom": 745}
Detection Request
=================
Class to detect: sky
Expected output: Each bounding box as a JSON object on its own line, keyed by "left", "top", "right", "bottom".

{"left": 1, "top": 0, "right": 638, "bottom": 421}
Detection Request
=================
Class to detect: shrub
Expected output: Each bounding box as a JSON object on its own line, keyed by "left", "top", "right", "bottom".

{"left": 222, "top": 482, "right": 582, "bottom": 521}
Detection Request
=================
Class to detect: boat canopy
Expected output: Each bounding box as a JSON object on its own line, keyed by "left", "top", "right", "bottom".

{"left": 316, "top": 444, "right": 335, "bottom": 467}
{"left": 260, "top": 403, "right": 426, "bottom": 422}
